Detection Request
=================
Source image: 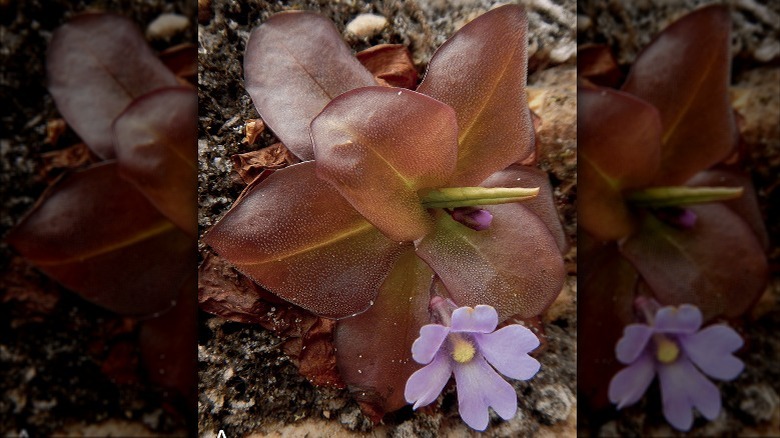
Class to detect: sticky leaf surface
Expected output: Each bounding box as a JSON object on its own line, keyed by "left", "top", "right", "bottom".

{"left": 417, "top": 5, "right": 534, "bottom": 185}
{"left": 622, "top": 4, "right": 736, "bottom": 184}
{"left": 620, "top": 204, "right": 768, "bottom": 320}
{"left": 578, "top": 87, "right": 662, "bottom": 241}
{"left": 311, "top": 87, "right": 458, "bottom": 242}
{"left": 203, "top": 162, "right": 409, "bottom": 318}
{"left": 114, "top": 87, "right": 197, "bottom": 236}
{"left": 244, "top": 11, "right": 377, "bottom": 160}
{"left": 335, "top": 249, "right": 433, "bottom": 415}
{"left": 416, "top": 204, "right": 564, "bottom": 321}
{"left": 7, "top": 162, "right": 195, "bottom": 315}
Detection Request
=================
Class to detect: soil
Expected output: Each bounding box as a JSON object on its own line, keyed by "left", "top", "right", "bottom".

{"left": 577, "top": 0, "right": 780, "bottom": 436}
{"left": 1, "top": 1, "right": 196, "bottom": 436}
{"left": 197, "top": 0, "right": 577, "bottom": 437}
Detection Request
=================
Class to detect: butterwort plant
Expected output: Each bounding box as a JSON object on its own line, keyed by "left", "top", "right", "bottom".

{"left": 204, "top": 5, "right": 567, "bottom": 419}
{"left": 577, "top": 4, "right": 768, "bottom": 422}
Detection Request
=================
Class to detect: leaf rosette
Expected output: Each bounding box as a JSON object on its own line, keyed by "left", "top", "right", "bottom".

{"left": 204, "top": 5, "right": 567, "bottom": 415}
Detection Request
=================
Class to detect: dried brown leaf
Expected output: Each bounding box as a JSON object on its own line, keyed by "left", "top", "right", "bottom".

{"left": 230, "top": 143, "right": 297, "bottom": 184}
{"left": 243, "top": 118, "right": 265, "bottom": 146}
{"left": 39, "top": 143, "right": 98, "bottom": 181}
{"left": 1, "top": 256, "right": 61, "bottom": 326}
{"left": 45, "top": 118, "right": 67, "bottom": 145}
{"left": 356, "top": 44, "right": 419, "bottom": 89}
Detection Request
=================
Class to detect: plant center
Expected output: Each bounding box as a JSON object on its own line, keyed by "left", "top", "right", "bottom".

{"left": 655, "top": 336, "right": 680, "bottom": 364}
{"left": 450, "top": 335, "right": 476, "bottom": 363}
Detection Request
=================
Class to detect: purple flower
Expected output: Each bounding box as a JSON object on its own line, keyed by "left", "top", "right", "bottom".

{"left": 449, "top": 207, "right": 494, "bottom": 231}
{"left": 608, "top": 302, "right": 744, "bottom": 431}
{"left": 404, "top": 300, "right": 540, "bottom": 431}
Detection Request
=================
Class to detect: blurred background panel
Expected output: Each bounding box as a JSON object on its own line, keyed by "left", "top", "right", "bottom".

{"left": 1, "top": 1, "right": 196, "bottom": 436}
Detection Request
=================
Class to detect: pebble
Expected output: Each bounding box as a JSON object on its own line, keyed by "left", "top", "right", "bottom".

{"left": 146, "top": 13, "right": 189, "bottom": 40}
{"left": 739, "top": 383, "right": 780, "bottom": 423}
{"left": 345, "top": 14, "right": 388, "bottom": 38}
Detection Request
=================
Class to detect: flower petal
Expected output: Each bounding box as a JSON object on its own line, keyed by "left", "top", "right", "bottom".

{"left": 451, "top": 305, "right": 498, "bottom": 333}
{"left": 615, "top": 324, "right": 653, "bottom": 364}
{"left": 608, "top": 351, "right": 655, "bottom": 409}
{"left": 411, "top": 324, "right": 450, "bottom": 365}
{"left": 453, "top": 355, "right": 517, "bottom": 431}
{"left": 404, "top": 352, "right": 453, "bottom": 410}
{"left": 653, "top": 304, "right": 702, "bottom": 334}
{"left": 680, "top": 325, "right": 744, "bottom": 380}
{"left": 658, "top": 356, "right": 722, "bottom": 431}
{"left": 475, "top": 325, "right": 540, "bottom": 380}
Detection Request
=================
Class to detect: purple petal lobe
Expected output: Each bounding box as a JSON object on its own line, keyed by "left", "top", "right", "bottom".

{"left": 405, "top": 352, "right": 452, "bottom": 409}
{"left": 451, "top": 305, "right": 498, "bottom": 333}
{"left": 615, "top": 324, "right": 653, "bottom": 364}
{"left": 411, "top": 325, "right": 450, "bottom": 365}
{"left": 608, "top": 352, "right": 655, "bottom": 409}
{"left": 654, "top": 304, "right": 702, "bottom": 334}
{"left": 680, "top": 325, "right": 744, "bottom": 380}
{"left": 453, "top": 355, "right": 517, "bottom": 431}
{"left": 658, "top": 356, "right": 722, "bottom": 431}
{"left": 475, "top": 325, "right": 540, "bottom": 380}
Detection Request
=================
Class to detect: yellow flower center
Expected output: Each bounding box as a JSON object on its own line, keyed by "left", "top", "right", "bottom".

{"left": 451, "top": 335, "right": 476, "bottom": 363}
{"left": 655, "top": 336, "right": 680, "bottom": 364}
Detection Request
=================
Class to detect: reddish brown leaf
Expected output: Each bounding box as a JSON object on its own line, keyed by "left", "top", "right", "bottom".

{"left": 417, "top": 5, "right": 534, "bottom": 185}
{"left": 44, "top": 118, "right": 67, "bottom": 145}
{"left": 620, "top": 204, "right": 768, "bottom": 320}
{"left": 47, "top": 12, "right": 178, "bottom": 159}
{"left": 578, "top": 235, "right": 639, "bottom": 412}
{"left": 100, "top": 341, "right": 141, "bottom": 385}
{"left": 230, "top": 143, "right": 297, "bottom": 185}
{"left": 140, "top": 273, "right": 197, "bottom": 405}
{"left": 114, "top": 86, "right": 198, "bottom": 236}
{"left": 335, "top": 249, "right": 433, "bottom": 415}
{"left": 480, "top": 164, "right": 568, "bottom": 253}
{"left": 578, "top": 87, "right": 662, "bottom": 241}
{"left": 311, "top": 87, "right": 458, "bottom": 242}
{"left": 244, "top": 11, "right": 377, "bottom": 160}
{"left": 686, "top": 169, "right": 770, "bottom": 250}
{"left": 622, "top": 5, "right": 737, "bottom": 184}
{"left": 356, "top": 44, "right": 419, "bottom": 89}
{"left": 199, "top": 253, "right": 343, "bottom": 388}
{"left": 417, "top": 204, "right": 565, "bottom": 321}
{"left": 202, "top": 162, "right": 409, "bottom": 318}
{"left": 7, "top": 162, "right": 196, "bottom": 316}
{"left": 199, "top": 253, "right": 294, "bottom": 326}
